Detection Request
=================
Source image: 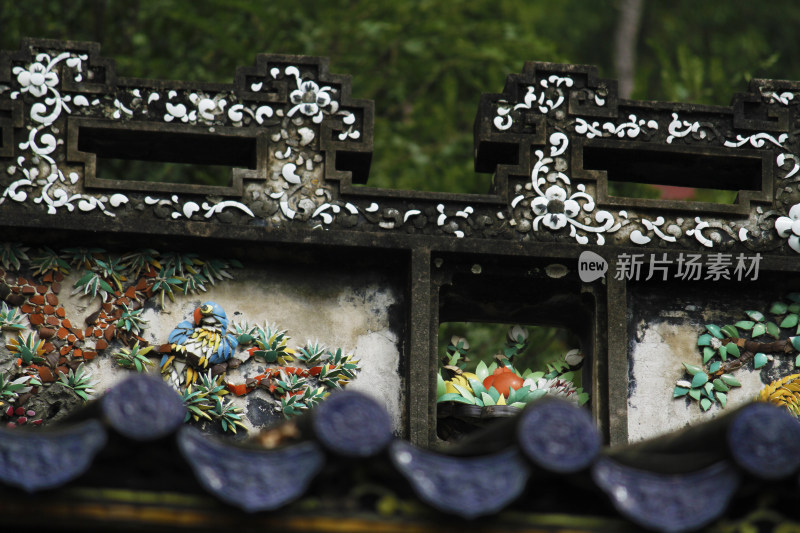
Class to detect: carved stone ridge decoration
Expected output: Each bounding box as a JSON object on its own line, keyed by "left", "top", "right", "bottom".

{"left": 2, "top": 40, "right": 800, "bottom": 252}
{"left": 475, "top": 61, "right": 800, "bottom": 252}
{"left": 0, "top": 38, "right": 373, "bottom": 226}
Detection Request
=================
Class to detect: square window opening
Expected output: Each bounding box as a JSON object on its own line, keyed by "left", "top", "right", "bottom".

{"left": 436, "top": 321, "right": 588, "bottom": 443}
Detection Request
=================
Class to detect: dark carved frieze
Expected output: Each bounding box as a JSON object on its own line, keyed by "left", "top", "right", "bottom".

{"left": 1, "top": 40, "right": 800, "bottom": 254}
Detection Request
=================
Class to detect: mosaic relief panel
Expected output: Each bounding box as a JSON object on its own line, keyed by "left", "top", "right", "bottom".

{"left": 626, "top": 279, "right": 800, "bottom": 441}
{"left": 0, "top": 243, "right": 402, "bottom": 434}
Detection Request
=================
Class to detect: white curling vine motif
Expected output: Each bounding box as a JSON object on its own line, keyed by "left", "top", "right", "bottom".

{"left": 574, "top": 115, "right": 658, "bottom": 140}
{"left": 494, "top": 75, "right": 575, "bottom": 131}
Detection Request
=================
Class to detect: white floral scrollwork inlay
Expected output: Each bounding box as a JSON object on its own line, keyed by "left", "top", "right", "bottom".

{"left": 2, "top": 48, "right": 370, "bottom": 225}
{"left": 493, "top": 75, "right": 574, "bottom": 131}
{"left": 759, "top": 88, "right": 795, "bottom": 106}
{"left": 629, "top": 217, "right": 679, "bottom": 245}
{"left": 2, "top": 52, "right": 128, "bottom": 216}
{"left": 666, "top": 113, "right": 719, "bottom": 144}
{"left": 724, "top": 132, "right": 788, "bottom": 149}
{"left": 575, "top": 115, "right": 658, "bottom": 140}
{"left": 511, "top": 136, "right": 620, "bottom": 245}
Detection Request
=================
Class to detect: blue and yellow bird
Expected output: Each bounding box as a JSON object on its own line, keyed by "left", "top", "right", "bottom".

{"left": 161, "top": 302, "right": 239, "bottom": 386}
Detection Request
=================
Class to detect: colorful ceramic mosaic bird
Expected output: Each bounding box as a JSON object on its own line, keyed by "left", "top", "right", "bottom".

{"left": 161, "top": 302, "right": 239, "bottom": 386}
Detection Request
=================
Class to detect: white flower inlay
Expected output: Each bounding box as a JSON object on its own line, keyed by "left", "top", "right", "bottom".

{"left": 531, "top": 185, "right": 580, "bottom": 230}
{"left": 14, "top": 62, "right": 58, "bottom": 97}
{"left": 288, "top": 79, "right": 334, "bottom": 124}
{"left": 775, "top": 204, "right": 800, "bottom": 253}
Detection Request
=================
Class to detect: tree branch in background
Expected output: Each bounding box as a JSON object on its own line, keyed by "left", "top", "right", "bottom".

{"left": 614, "top": 0, "right": 643, "bottom": 99}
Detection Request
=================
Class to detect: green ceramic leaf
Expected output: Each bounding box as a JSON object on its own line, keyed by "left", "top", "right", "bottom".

{"left": 718, "top": 344, "right": 727, "bottom": 361}
{"left": 746, "top": 310, "right": 765, "bottom": 322}
{"left": 721, "top": 325, "right": 739, "bottom": 339}
{"left": 796, "top": 354, "right": 800, "bottom": 368}
{"left": 754, "top": 352, "right": 768, "bottom": 369}
{"left": 507, "top": 386, "right": 530, "bottom": 404}
{"left": 481, "top": 392, "right": 495, "bottom": 406}
{"left": 700, "top": 398, "right": 712, "bottom": 411}
{"left": 703, "top": 382, "right": 715, "bottom": 398}
{"left": 683, "top": 363, "right": 703, "bottom": 375}
{"left": 721, "top": 374, "right": 741, "bottom": 387}
{"left": 697, "top": 334, "right": 712, "bottom": 346}
{"left": 506, "top": 386, "right": 519, "bottom": 404}
{"left": 578, "top": 392, "right": 590, "bottom": 405}
{"left": 752, "top": 323, "right": 767, "bottom": 337}
{"left": 788, "top": 293, "right": 800, "bottom": 303}
{"left": 712, "top": 379, "right": 729, "bottom": 392}
{"left": 673, "top": 386, "right": 690, "bottom": 397}
{"left": 475, "top": 361, "right": 490, "bottom": 382}
{"left": 527, "top": 371, "right": 545, "bottom": 382}
{"left": 468, "top": 379, "right": 487, "bottom": 398}
{"left": 726, "top": 343, "right": 740, "bottom": 358}
{"left": 734, "top": 320, "right": 755, "bottom": 330}
{"left": 487, "top": 362, "right": 498, "bottom": 375}
{"left": 703, "top": 347, "right": 715, "bottom": 363}
{"left": 510, "top": 402, "right": 527, "bottom": 409}
{"left": 526, "top": 389, "right": 547, "bottom": 402}
{"left": 437, "top": 393, "right": 474, "bottom": 404}
{"left": 452, "top": 383, "right": 475, "bottom": 400}
{"left": 709, "top": 361, "right": 721, "bottom": 373}
{"left": 437, "top": 374, "right": 446, "bottom": 398}
{"left": 716, "top": 392, "right": 727, "bottom": 408}
{"left": 487, "top": 386, "right": 501, "bottom": 403}
{"left": 705, "top": 324, "right": 723, "bottom": 338}
{"left": 691, "top": 372, "right": 709, "bottom": 388}
{"left": 767, "top": 322, "right": 781, "bottom": 339}
{"left": 781, "top": 314, "right": 800, "bottom": 328}
{"left": 73, "top": 271, "right": 94, "bottom": 287}
{"left": 791, "top": 337, "right": 800, "bottom": 351}
{"left": 770, "top": 301, "right": 788, "bottom": 315}
{"left": 689, "top": 389, "right": 702, "bottom": 401}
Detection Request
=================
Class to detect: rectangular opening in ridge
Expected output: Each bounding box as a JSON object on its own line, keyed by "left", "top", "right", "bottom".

{"left": 78, "top": 127, "right": 257, "bottom": 187}
{"left": 583, "top": 145, "right": 762, "bottom": 204}
{"left": 436, "top": 321, "right": 586, "bottom": 442}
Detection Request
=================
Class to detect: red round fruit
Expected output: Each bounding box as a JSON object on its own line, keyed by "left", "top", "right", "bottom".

{"left": 483, "top": 367, "right": 523, "bottom": 397}
{"left": 490, "top": 372, "right": 524, "bottom": 396}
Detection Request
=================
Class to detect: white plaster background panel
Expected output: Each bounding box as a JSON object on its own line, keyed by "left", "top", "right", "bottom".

{"left": 56, "top": 265, "right": 403, "bottom": 433}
